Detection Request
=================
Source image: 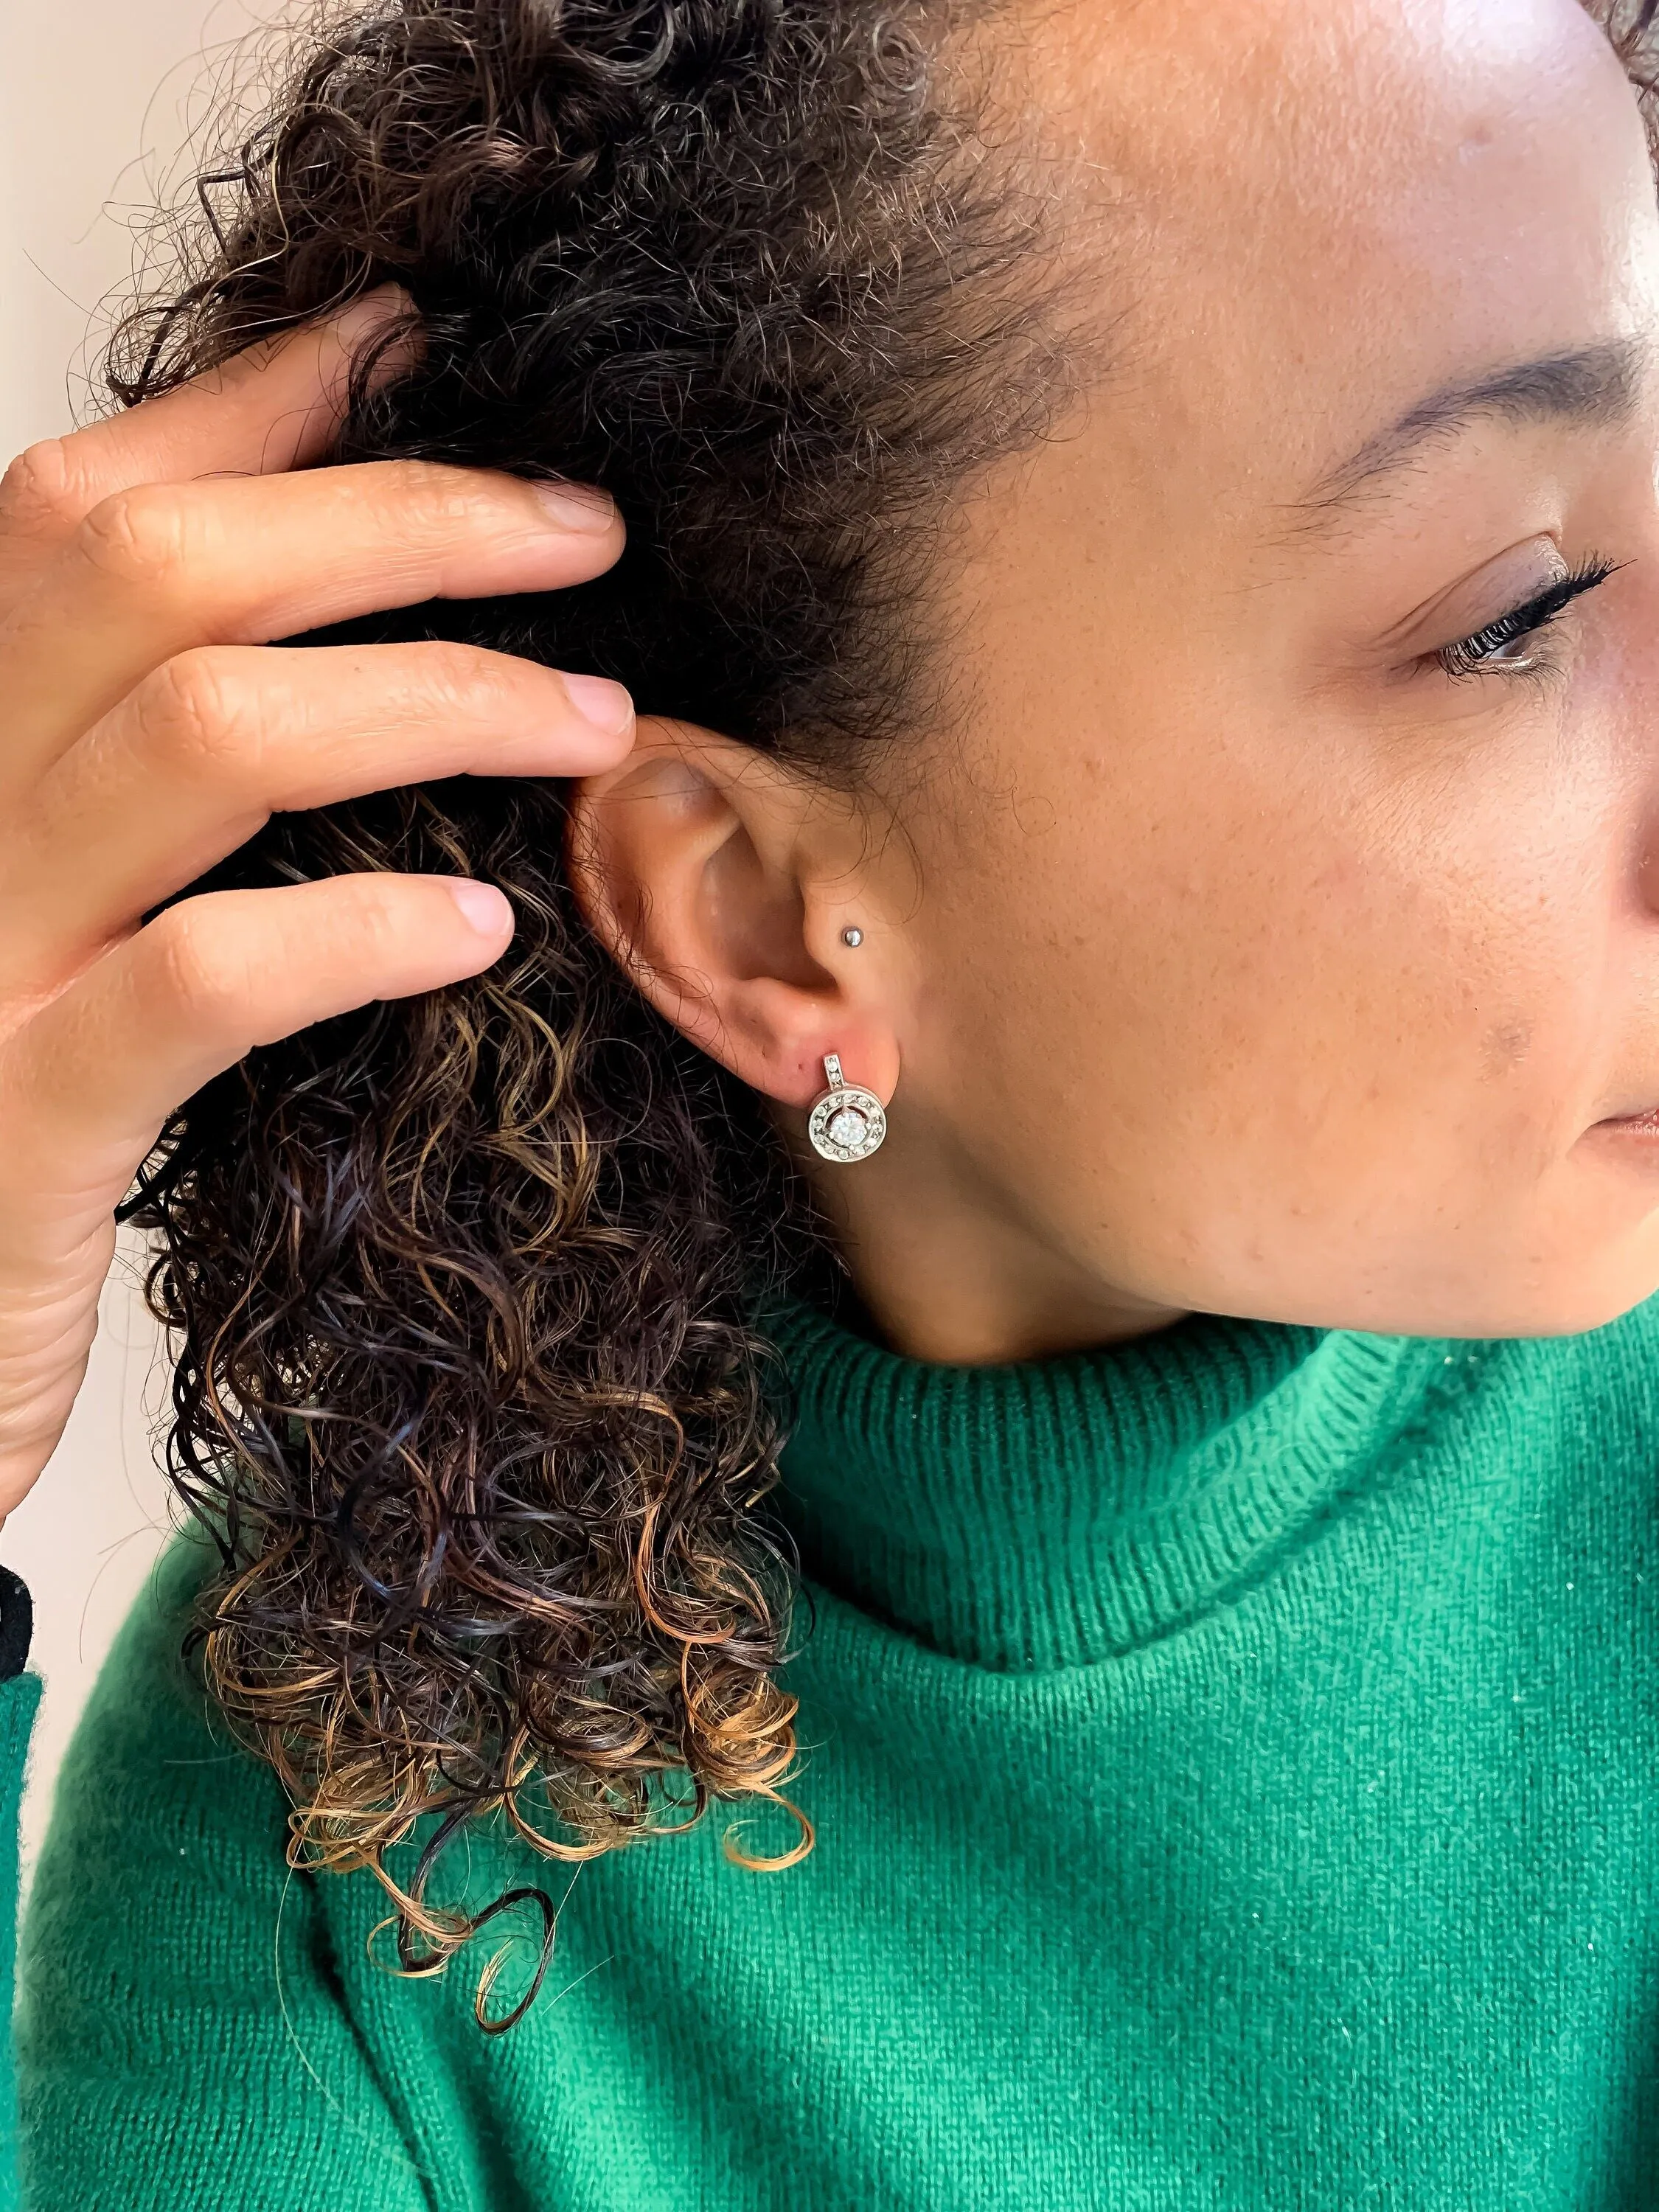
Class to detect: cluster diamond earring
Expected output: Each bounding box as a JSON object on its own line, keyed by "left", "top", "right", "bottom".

{"left": 807, "top": 1054, "right": 888, "bottom": 1164}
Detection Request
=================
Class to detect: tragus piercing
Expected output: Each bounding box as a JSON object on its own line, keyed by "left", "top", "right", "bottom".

{"left": 841, "top": 925, "right": 863, "bottom": 947}
{"left": 807, "top": 1053, "right": 888, "bottom": 1164}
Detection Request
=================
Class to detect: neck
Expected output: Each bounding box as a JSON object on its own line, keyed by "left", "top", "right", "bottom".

{"left": 784, "top": 1105, "right": 1191, "bottom": 1366}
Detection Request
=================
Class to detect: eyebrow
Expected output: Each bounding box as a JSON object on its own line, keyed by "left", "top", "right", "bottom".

{"left": 1293, "top": 337, "right": 1647, "bottom": 524}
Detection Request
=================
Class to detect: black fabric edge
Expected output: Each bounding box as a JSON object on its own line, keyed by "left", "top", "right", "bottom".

{"left": 0, "top": 1565, "right": 34, "bottom": 1680}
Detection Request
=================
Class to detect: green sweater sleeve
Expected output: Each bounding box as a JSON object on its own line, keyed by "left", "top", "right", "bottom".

{"left": 0, "top": 1669, "right": 41, "bottom": 2212}
{"left": 14, "top": 1536, "right": 435, "bottom": 2212}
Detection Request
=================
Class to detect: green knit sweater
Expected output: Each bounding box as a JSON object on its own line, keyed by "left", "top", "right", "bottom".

{"left": 7, "top": 1289, "right": 1659, "bottom": 2208}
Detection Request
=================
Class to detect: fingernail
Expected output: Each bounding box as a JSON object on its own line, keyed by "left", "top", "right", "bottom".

{"left": 529, "top": 479, "right": 616, "bottom": 534}
{"left": 562, "top": 671, "right": 636, "bottom": 735}
{"left": 448, "top": 880, "right": 513, "bottom": 936}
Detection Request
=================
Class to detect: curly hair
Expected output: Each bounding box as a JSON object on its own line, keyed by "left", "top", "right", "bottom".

{"left": 111, "top": 0, "right": 1072, "bottom": 2032}
{"left": 110, "top": 0, "right": 1659, "bottom": 2034}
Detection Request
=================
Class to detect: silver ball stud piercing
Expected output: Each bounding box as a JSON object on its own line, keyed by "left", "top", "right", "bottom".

{"left": 807, "top": 1053, "right": 888, "bottom": 1164}
{"left": 841, "top": 925, "right": 863, "bottom": 947}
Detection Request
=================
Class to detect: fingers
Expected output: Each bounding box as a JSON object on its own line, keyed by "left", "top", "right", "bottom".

{"left": 0, "top": 1208, "right": 114, "bottom": 1517}
{"left": 0, "top": 459, "right": 625, "bottom": 791}
{"left": 2, "top": 641, "right": 633, "bottom": 1003}
{"left": 2, "top": 873, "right": 516, "bottom": 1254}
{"left": 0, "top": 288, "right": 415, "bottom": 581}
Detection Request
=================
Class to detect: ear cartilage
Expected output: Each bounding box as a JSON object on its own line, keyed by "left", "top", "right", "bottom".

{"left": 807, "top": 1053, "right": 888, "bottom": 1164}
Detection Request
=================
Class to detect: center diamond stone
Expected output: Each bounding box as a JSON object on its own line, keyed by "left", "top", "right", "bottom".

{"left": 826, "top": 1105, "right": 869, "bottom": 1151}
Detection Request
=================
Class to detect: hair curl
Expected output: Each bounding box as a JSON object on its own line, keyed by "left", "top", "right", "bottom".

{"left": 112, "top": 0, "right": 1070, "bottom": 2031}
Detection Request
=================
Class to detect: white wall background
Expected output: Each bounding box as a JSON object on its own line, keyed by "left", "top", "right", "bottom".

{"left": 0, "top": 0, "right": 299, "bottom": 1872}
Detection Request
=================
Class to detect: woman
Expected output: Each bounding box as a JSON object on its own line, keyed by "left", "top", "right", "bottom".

{"left": 0, "top": 0, "right": 1656, "bottom": 2199}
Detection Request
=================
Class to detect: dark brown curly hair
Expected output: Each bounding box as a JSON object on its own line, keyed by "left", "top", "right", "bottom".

{"left": 109, "top": 0, "right": 1659, "bottom": 2033}
{"left": 111, "top": 0, "right": 1076, "bottom": 2032}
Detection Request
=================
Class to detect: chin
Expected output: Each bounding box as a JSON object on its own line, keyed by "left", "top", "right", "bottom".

{"left": 1390, "top": 1155, "right": 1659, "bottom": 1341}
{"left": 1423, "top": 1246, "right": 1659, "bottom": 1343}
{"left": 1234, "top": 1225, "right": 1659, "bottom": 1343}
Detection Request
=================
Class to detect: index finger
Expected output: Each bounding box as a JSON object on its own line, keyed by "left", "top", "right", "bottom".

{"left": 0, "top": 288, "right": 416, "bottom": 571}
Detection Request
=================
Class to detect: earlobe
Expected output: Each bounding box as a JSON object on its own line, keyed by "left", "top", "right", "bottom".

{"left": 566, "top": 717, "right": 904, "bottom": 1114}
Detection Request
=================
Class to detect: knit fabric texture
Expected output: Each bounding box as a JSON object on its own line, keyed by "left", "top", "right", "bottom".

{"left": 10, "top": 1290, "right": 1659, "bottom": 2208}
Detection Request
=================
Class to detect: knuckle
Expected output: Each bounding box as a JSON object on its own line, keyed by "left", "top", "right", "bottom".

{"left": 411, "top": 637, "right": 516, "bottom": 714}
{"left": 383, "top": 456, "right": 471, "bottom": 508}
{"left": 133, "top": 650, "right": 259, "bottom": 781}
{"left": 339, "top": 877, "right": 406, "bottom": 956}
{"left": 147, "top": 902, "right": 247, "bottom": 1031}
{"left": 364, "top": 457, "right": 488, "bottom": 540}
{"left": 74, "top": 484, "right": 199, "bottom": 595}
{"left": 0, "top": 439, "right": 80, "bottom": 540}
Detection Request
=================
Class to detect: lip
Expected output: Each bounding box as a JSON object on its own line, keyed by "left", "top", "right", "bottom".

{"left": 1593, "top": 1107, "right": 1659, "bottom": 1133}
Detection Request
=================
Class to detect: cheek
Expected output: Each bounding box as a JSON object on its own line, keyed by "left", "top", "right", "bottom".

{"left": 1189, "top": 844, "right": 1591, "bottom": 1181}
{"left": 912, "top": 716, "right": 1620, "bottom": 1295}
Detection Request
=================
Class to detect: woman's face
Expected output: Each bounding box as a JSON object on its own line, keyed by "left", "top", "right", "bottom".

{"left": 874, "top": 0, "right": 1659, "bottom": 1349}
{"left": 586, "top": 0, "right": 1659, "bottom": 1359}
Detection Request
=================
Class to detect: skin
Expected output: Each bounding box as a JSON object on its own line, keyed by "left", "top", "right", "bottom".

{"left": 0, "top": 0, "right": 1652, "bottom": 1537}
{"left": 574, "top": 0, "right": 1659, "bottom": 1363}
{"left": 0, "top": 301, "right": 629, "bottom": 1514}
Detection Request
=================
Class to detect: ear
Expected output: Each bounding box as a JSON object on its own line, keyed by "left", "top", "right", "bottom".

{"left": 566, "top": 717, "right": 906, "bottom": 1111}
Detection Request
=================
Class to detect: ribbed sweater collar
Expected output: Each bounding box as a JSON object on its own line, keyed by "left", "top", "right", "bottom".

{"left": 765, "top": 1295, "right": 1448, "bottom": 1672}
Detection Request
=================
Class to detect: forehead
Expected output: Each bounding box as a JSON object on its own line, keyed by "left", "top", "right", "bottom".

{"left": 1007, "top": 0, "right": 1658, "bottom": 486}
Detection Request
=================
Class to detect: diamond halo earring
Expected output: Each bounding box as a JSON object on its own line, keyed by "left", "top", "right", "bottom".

{"left": 807, "top": 1053, "right": 888, "bottom": 1164}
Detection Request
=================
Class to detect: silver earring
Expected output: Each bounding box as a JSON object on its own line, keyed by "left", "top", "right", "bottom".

{"left": 807, "top": 1053, "right": 888, "bottom": 1164}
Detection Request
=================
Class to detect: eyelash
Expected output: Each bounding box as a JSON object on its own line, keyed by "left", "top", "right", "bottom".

{"left": 1433, "top": 555, "right": 1619, "bottom": 681}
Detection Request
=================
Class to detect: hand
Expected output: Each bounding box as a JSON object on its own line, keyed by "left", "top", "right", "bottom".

{"left": 0, "top": 294, "right": 632, "bottom": 1519}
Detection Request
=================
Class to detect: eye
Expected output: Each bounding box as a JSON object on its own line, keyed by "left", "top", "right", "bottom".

{"left": 1435, "top": 555, "right": 1619, "bottom": 681}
